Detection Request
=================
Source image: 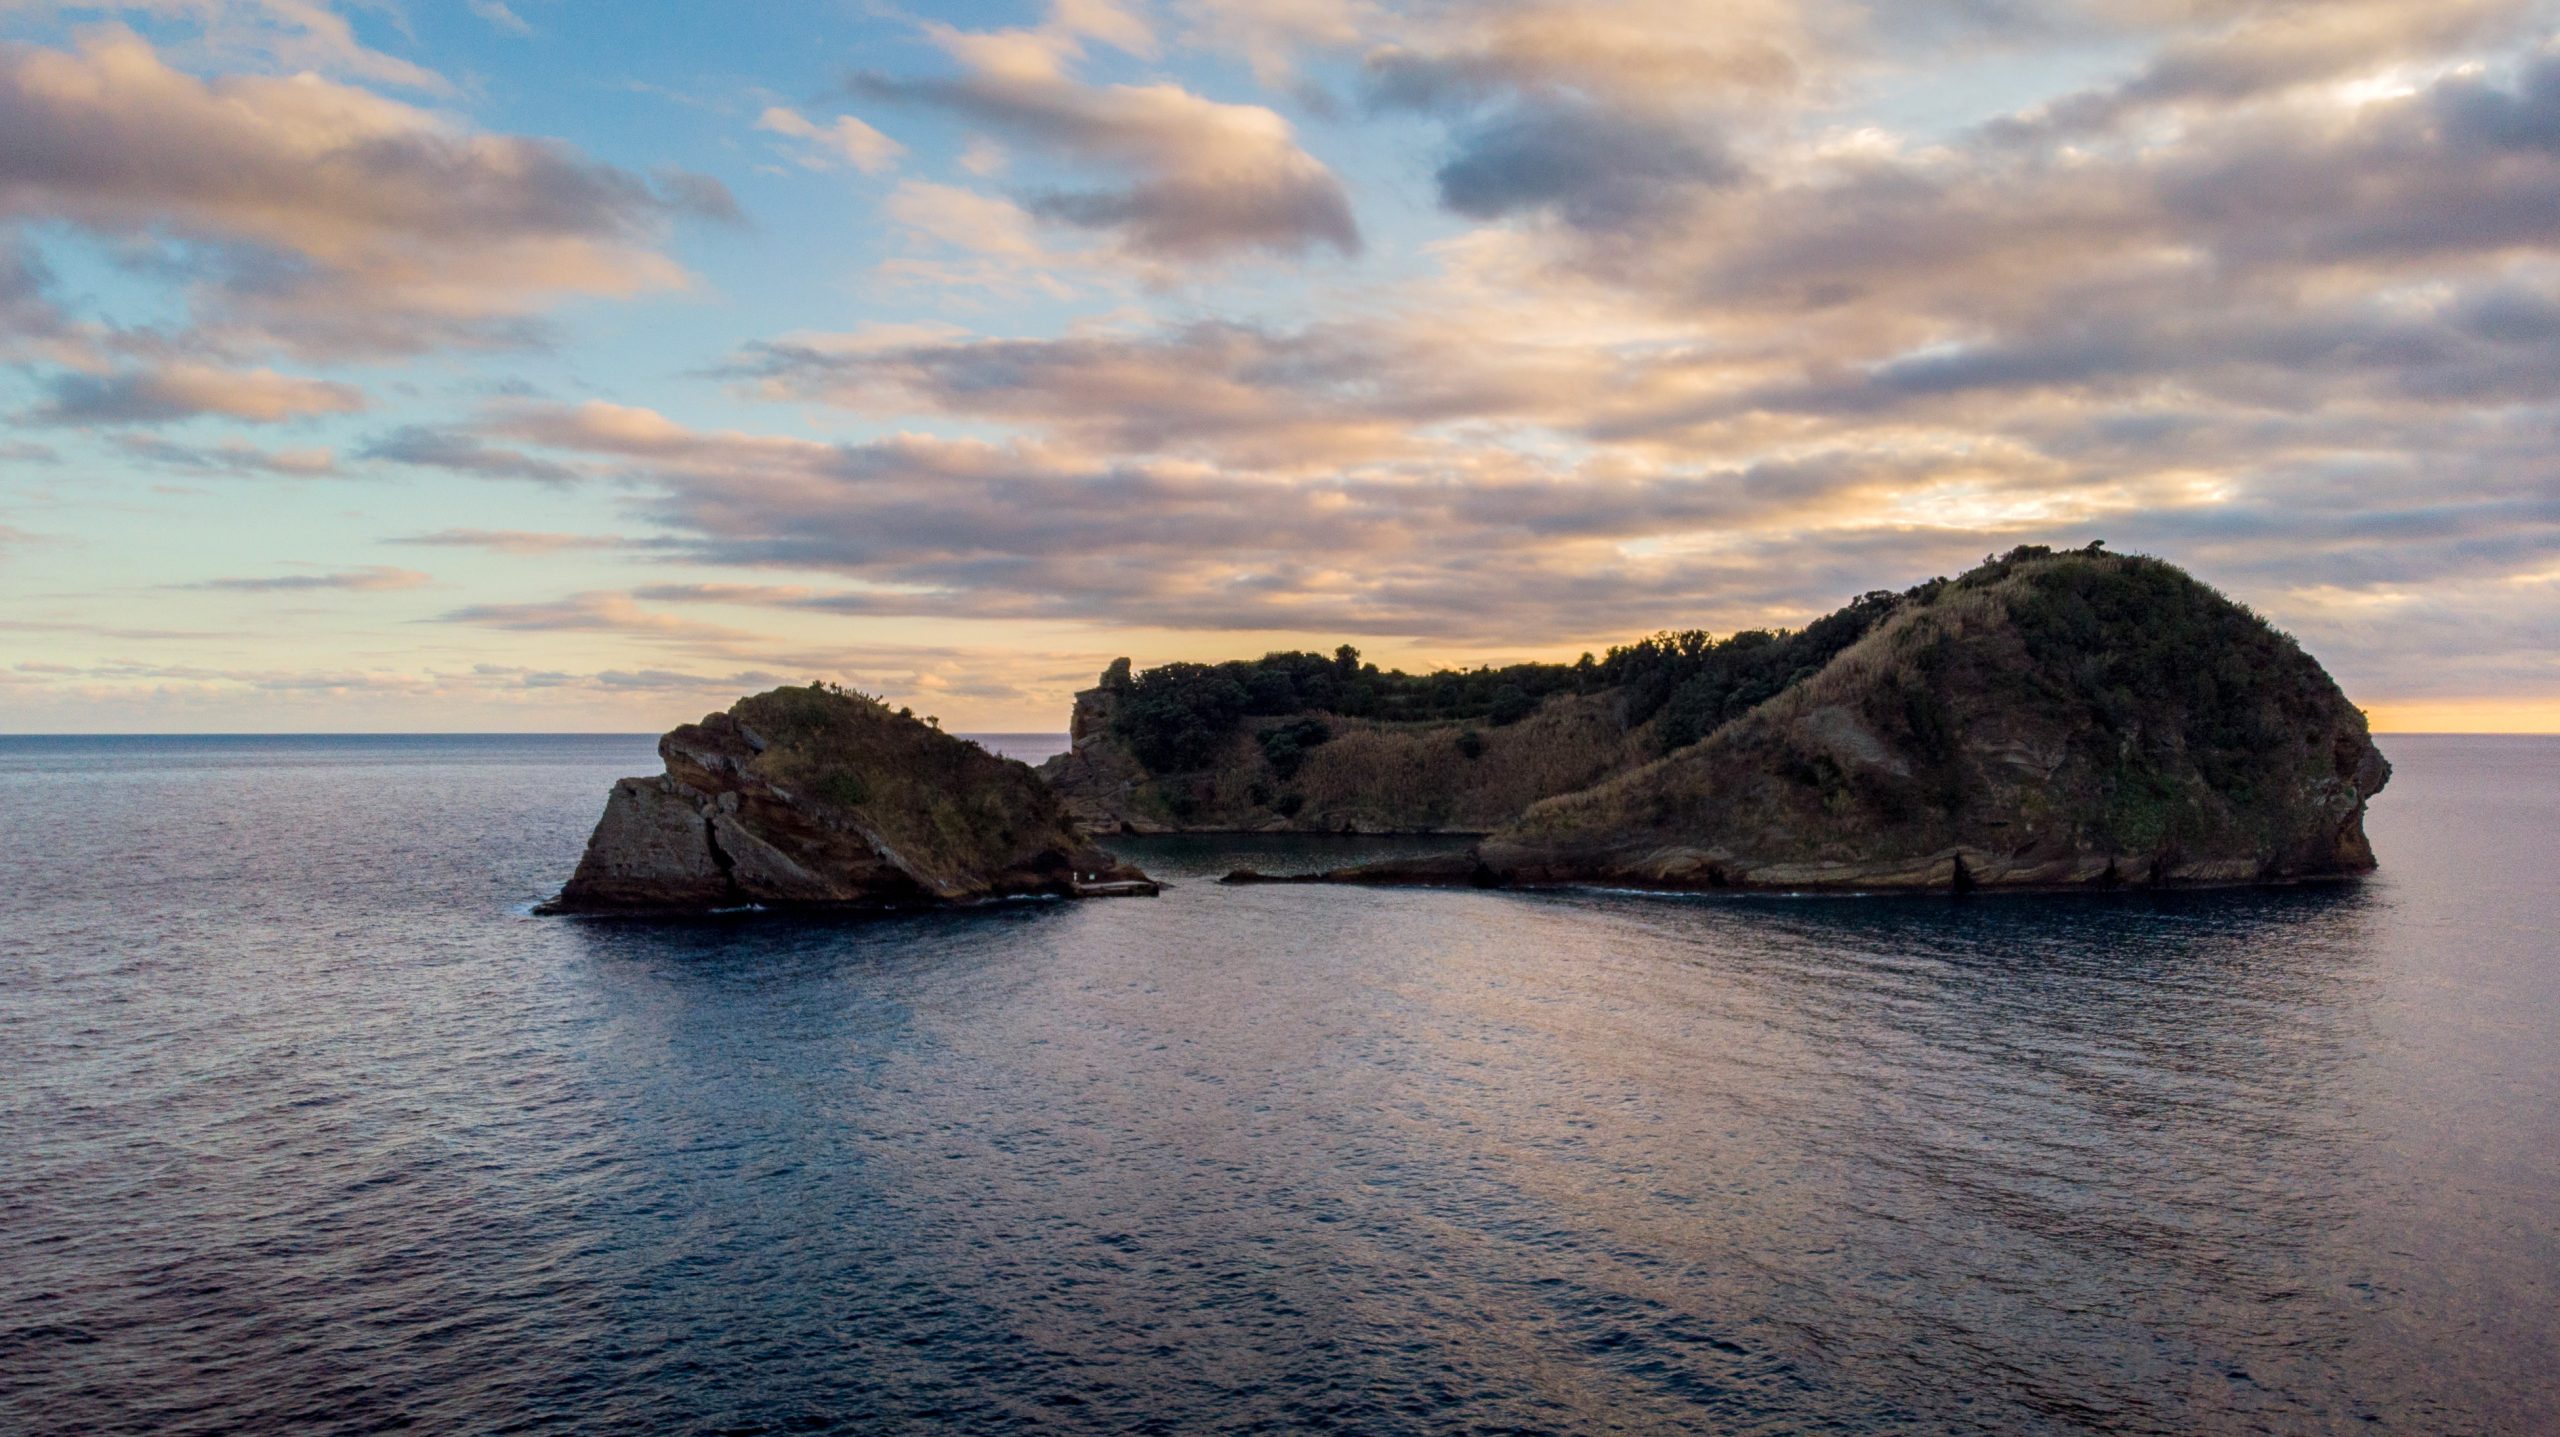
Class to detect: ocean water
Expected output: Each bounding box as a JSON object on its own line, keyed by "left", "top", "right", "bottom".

{"left": 2, "top": 733, "right": 2553, "bottom": 1436}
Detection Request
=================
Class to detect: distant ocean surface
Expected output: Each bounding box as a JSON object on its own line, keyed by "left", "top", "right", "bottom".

{"left": 3, "top": 733, "right": 2554, "bottom": 1435}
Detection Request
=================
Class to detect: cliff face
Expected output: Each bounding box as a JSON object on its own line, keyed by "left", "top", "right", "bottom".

{"left": 1041, "top": 681, "right": 1157, "bottom": 832}
{"left": 1230, "top": 550, "right": 2391, "bottom": 893}
{"left": 544, "top": 685, "right": 1153, "bottom": 914}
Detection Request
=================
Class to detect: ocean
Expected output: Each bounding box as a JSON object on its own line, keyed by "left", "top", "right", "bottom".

{"left": 2, "top": 733, "right": 2553, "bottom": 1434}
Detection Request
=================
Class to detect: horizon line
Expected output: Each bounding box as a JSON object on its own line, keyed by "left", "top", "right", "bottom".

{"left": 0, "top": 728, "right": 2551, "bottom": 739}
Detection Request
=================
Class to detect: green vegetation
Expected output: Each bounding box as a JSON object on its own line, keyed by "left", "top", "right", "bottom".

{"left": 1998, "top": 548, "right": 2301, "bottom": 793}
{"left": 1913, "top": 543, "right": 2342, "bottom": 845}
{"left": 1107, "top": 584, "right": 1924, "bottom": 775}
{"left": 1722, "top": 543, "right": 2342, "bottom": 841}
{"left": 1502, "top": 542, "right": 2385, "bottom": 884}
{"left": 1110, "top": 646, "right": 1585, "bottom": 772}
{"left": 1256, "top": 718, "right": 1332, "bottom": 779}
{"left": 1603, "top": 588, "right": 1916, "bottom": 753}
{"left": 730, "top": 682, "right": 1065, "bottom": 884}
{"left": 1064, "top": 544, "right": 2385, "bottom": 883}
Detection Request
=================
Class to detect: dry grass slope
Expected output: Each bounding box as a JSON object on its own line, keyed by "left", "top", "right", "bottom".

{"left": 1112, "top": 691, "right": 1650, "bottom": 832}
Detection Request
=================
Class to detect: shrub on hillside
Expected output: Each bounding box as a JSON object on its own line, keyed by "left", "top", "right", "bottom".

{"left": 1257, "top": 718, "right": 1333, "bottom": 779}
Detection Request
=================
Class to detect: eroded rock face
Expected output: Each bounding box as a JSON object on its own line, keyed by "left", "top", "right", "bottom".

{"left": 1040, "top": 683, "right": 1161, "bottom": 834}
{"left": 1227, "top": 549, "right": 2392, "bottom": 895}
{"left": 542, "top": 686, "right": 1154, "bottom": 915}
{"left": 551, "top": 775, "right": 735, "bottom": 910}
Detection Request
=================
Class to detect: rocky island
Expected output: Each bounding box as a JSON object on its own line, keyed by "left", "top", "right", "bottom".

{"left": 550, "top": 548, "right": 2388, "bottom": 910}
{"left": 1061, "top": 546, "right": 2390, "bottom": 893}
{"left": 541, "top": 684, "right": 1155, "bottom": 915}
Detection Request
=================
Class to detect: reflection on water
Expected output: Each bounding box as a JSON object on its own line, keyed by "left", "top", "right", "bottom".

{"left": 2, "top": 736, "right": 2554, "bottom": 1434}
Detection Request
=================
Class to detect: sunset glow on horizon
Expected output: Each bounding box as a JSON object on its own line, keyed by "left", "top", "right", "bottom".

{"left": 3, "top": 1, "right": 2557, "bottom": 733}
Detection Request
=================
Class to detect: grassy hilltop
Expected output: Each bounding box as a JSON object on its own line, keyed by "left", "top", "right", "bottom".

{"left": 1480, "top": 546, "right": 2389, "bottom": 889}
{"left": 549, "top": 684, "right": 1151, "bottom": 913}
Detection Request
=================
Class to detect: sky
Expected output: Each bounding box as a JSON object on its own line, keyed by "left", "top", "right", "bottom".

{"left": 1, "top": 0, "right": 2557, "bottom": 733}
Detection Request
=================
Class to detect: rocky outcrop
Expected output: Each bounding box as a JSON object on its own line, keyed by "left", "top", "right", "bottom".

{"left": 542, "top": 684, "right": 1155, "bottom": 915}
{"left": 1224, "top": 548, "right": 2391, "bottom": 894}
{"left": 1041, "top": 680, "right": 1160, "bottom": 833}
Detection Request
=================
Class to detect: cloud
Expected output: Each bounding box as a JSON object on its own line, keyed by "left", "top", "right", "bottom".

{"left": 852, "top": 3, "right": 1359, "bottom": 262}
{"left": 0, "top": 235, "right": 76, "bottom": 355}
{"left": 423, "top": 574, "right": 1126, "bottom": 717}
{"left": 0, "top": 637, "right": 1110, "bottom": 727}
{"left": 1527, "top": 55, "right": 2560, "bottom": 434}
{"left": 115, "top": 432, "right": 339, "bottom": 475}
{"left": 870, "top": 180, "right": 1111, "bottom": 297}
{"left": 28, "top": 363, "right": 364, "bottom": 424}
{"left": 1173, "top": 0, "right": 1368, "bottom": 84}
{"left": 0, "top": 29, "right": 733, "bottom": 357}
{"left": 1357, "top": 0, "right": 1816, "bottom": 107}
{"left": 391, "top": 528, "right": 634, "bottom": 555}
{"left": 1432, "top": 98, "right": 1745, "bottom": 229}
{"left": 181, "top": 565, "right": 432, "bottom": 592}
{"left": 486, "top": 399, "right": 699, "bottom": 456}
{"left": 1340, "top": 2, "right": 1809, "bottom": 233}
{"left": 7, "top": 0, "right": 451, "bottom": 91}
{"left": 357, "top": 425, "right": 583, "bottom": 484}
{"left": 1996, "top": 0, "right": 2540, "bottom": 139}
{"left": 883, "top": 180, "right": 1054, "bottom": 261}
{"left": 435, "top": 589, "right": 759, "bottom": 644}
{"left": 724, "top": 316, "right": 1594, "bottom": 467}
{"left": 14, "top": 0, "right": 2560, "bottom": 724}
{"left": 467, "top": 0, "right": 533, "bottom": 37}
{"left": 628, "top": 580, "right": 968, "bottom": 619}
{"left": 0, "top": 614, "right": 220, "bottom": 640}
{"left": 2441, "top": 58, "right": 2560, "bottom": 155}
{"left": 756, "top": 105, "right": 904, "bottom": 174}
{"left": 392, "top": 400, "right": 2018, "bottom": 643}
{"left": 690, "top": 22, "right": 2558, "bottom": 691}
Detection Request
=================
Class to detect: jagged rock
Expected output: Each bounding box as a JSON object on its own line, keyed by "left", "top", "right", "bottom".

{"left": 1227, "top": 548, "right": 2391, "bottom": 895}
{"left": 1039, "top": 680, "right": 1165, "bottom": 834}
{"left": 554, "top": 774, "right": 734, "bottom": 910}
{"left": 541, "top": 685, "right": 1156, "bottom": 915}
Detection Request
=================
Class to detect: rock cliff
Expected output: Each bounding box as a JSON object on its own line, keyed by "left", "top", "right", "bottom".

{"left": 542, "top": 684, "right": 1154, "bottom": 914}
{"left": 1222, "top": 548, "right": 2391, "bottom": 893}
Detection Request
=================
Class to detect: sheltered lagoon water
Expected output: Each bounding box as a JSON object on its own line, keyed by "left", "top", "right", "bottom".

{"left": 2, "top": 734, "right": 2554, "bottom": 1434}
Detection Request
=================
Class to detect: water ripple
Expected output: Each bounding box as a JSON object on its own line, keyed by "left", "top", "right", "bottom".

{"left": 2, "top": 735, "right": 2555, "bottom": 1434}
